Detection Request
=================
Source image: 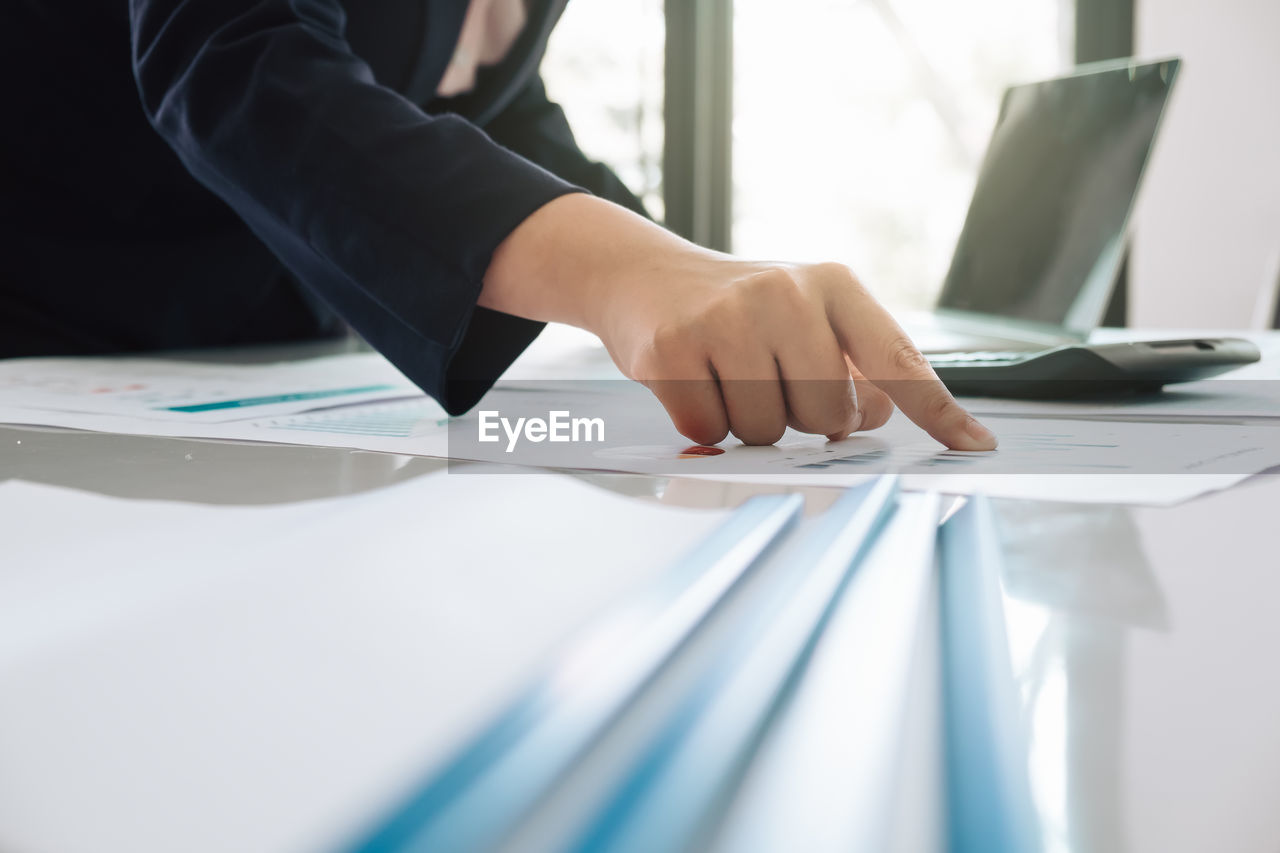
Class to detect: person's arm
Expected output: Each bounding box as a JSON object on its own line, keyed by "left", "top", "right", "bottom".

{"left": 129, "top": 0, "right": 577, "bottom": 414}
{"left": 477, "top": 76, "right": 995, "bottom": 449}
{"left": 483, "top": 194, "right": 999, "bottom": 450}
{"left": 131, "top": 0, "right": 994, "bottom": 448}
{"left": 481, "top": 74, "right": 650, "bottom": 218}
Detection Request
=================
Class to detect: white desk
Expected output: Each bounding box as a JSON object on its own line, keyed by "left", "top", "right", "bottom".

{"left": 2, "top": 335, "right": 1279, "bottom": 853}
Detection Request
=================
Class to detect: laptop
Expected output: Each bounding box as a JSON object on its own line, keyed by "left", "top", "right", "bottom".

{"left": 901, "top": 57, "right": 1259, "bottom": 395}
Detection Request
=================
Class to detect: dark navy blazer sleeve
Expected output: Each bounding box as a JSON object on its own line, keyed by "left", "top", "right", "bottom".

{"left": 129, "top": 0, "right": 582, "bottom": 414}
{"left": 483, "top": 74, "right": 650, "bottom": 219}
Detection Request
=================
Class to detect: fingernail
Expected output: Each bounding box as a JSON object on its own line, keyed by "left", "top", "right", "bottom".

{"left": 965, "top": 416, "right": 998, "bottom": 449}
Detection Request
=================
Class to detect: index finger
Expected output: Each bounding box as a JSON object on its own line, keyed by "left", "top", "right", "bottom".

{"left": 826, "top": 283, "right": 998, "bottom": 451}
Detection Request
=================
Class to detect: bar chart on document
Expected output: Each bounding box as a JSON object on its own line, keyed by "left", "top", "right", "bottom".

{"left": 253, "top": 399, "right": 450, "bottom": 439}
{"left": 0, "top": 354, "right": 423, "bottom": 423}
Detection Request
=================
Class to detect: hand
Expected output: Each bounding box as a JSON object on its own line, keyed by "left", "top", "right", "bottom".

{"left": 482, "top": 194, "right": 997, "bottom": 450}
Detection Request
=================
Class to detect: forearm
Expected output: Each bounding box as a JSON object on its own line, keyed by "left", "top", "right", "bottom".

{"left": 480, "top": 193, "right": 719, "bottom": 333}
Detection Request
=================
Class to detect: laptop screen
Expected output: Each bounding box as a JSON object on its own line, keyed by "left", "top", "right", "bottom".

{"left": 936, "top": 59, "right": 1179, "bottom": 333}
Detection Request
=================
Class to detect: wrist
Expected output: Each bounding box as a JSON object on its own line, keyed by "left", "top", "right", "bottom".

{"left": 480, "top": 192, "right": 708, "bottom": 335}
{"left": 479, "top": 193, "right": 587, "bottom": 327}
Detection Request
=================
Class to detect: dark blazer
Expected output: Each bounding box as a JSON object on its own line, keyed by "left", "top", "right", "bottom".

{"left": 1, "top": 0, "right": 646, "bottom": 413}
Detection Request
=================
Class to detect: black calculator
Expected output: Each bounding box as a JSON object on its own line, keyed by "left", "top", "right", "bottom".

{"left": 927, "top": 338, "right": 1260, "bottom": 398}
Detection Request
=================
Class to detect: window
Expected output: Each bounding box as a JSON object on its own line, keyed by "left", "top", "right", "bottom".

{"left": 733, "top": 0, "right": 1070, "bottom": 310}
{"left": 542, "top": 1, "right": 1072, "bottom": 312}
{"left": 541, "top": 0, "right": 666, "bottom": 220}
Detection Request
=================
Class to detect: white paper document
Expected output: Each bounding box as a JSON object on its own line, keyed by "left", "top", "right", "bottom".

{"left": 4, "top": 352, "right": 1280, "bottom": 505}
{"left": 0, "top": 475, "right": 728, "bottom": 853}
{"left": 0, "top": 353, "right": 421, "bottom": 423}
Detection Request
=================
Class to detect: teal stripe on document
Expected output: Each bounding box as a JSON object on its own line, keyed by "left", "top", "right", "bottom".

{"left": 938, "top": 496, "right": 1042, "bottom": 853}
{"left": 570, "top": 476, "right": 900, "bottom": 853}
{"left": 158, "top": 384, "right": 396, "bottom": 412}
{"left": 348, "top": 492, "right": 803, "bottom": 853}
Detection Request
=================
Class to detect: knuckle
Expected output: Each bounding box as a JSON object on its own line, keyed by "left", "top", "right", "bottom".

{"left": 630, "top": 324, "right": 688, "bottom": 378}
{"left": 814, "top": 261, "right": 857, "bottom": 283}
{"left": 708, "top": 291, "right": 772, "bottom": 351}
{"left": 815, "top": 261, "right": 865, "bottom": 296}
{"left": 887, "top": 335, "right": 931, "bottom": 374}
{"left": 923, "top": 387, "right": 959, "bottom": 424}
{"left": 707, "top": 290, "right": 748, "bottom": 326}
{"left": 745, "top": 267, "right": 802, "bottom": 305}
{"left": 649, "top": 323, "right": 690, "bottom": 362}
{"left": 692, "top": 299, "right": 743, "bottom": 351}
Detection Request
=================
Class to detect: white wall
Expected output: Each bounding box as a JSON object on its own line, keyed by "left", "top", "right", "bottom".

{"left": 1130, "top": 0, "right": 1280, "bottom": 329}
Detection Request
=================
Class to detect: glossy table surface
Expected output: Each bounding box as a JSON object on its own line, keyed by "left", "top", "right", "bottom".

{"left": 2, "top": 334, "right": 1279, "bottom": 853}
